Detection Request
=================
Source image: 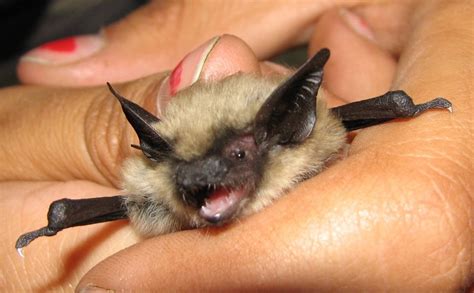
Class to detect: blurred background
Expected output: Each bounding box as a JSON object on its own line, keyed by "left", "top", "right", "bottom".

{"left": 0, "top": 0, "right": 146, "bottom": 86}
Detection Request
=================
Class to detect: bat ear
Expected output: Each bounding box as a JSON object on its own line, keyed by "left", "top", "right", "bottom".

{"left": 254, "top": 48, "right": 330, "bottom": 146}
{"left": 107, "top": 83, "right": 171, "bottom": 160}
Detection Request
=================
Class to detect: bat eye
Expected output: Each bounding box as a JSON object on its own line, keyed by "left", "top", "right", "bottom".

{"left": 224, "top": 135, "right": 256, "bottom": 162}
{"left": 232, "top": 149, "right": 246, "bottom": 160}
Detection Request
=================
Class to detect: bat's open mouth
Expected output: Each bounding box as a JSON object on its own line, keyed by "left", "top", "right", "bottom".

{"left": 185, "top": 185, "right": 248, "bottom": 224}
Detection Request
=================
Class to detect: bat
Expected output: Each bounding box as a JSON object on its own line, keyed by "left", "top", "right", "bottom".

{"left": 15, "top": 48, "right": 452, "bottom": 254}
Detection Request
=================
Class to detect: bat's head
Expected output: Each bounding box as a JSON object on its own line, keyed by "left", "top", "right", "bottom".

{"left": 111, "top": 49, "right": 345, "bottom": 234}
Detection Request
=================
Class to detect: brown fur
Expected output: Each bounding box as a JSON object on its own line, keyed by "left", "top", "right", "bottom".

{"left": 122, "top": 73, "right": 346, "bottom": 237}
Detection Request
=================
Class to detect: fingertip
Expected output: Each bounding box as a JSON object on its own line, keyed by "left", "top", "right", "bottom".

{"left": 200, "top": 34, "right": 261, "bottom": 81}
{"left": 309, "top": 9, "right": 397, "bottom": 102}
{"left": 19, "top": 35, "right": 105, "bottom": 66}
{"left": 17, "top": 34, "right": 108, "bottom": 86}
{"left": 156, "top": 34, "right": 261, "bottom": 115}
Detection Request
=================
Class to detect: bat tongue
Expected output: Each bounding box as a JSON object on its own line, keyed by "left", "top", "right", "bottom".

{"left": 199, "top": 187, "right": 246, "bottom": 224}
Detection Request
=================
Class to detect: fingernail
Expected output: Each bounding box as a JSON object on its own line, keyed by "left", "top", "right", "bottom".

{"left": 20, "top": 34, "right": 104, "bottom": 65}
{"left": 157, "top": 36, "right": 221, "bottom": 114}
{"left": 169, "top": 35, "right": 220, "bottom": 95}
{"left": 339, "top": 9, "right": 375, "bottom": 41}
{"left": 77, "top": 285, "right": 114, "bottom": 293}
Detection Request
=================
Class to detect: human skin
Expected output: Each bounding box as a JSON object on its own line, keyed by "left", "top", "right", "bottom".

{"left": 0, "top": 0, "right": 472, "bottom": 291}
{"left": 16, "top": 0, "right": 389, "bottom": 87}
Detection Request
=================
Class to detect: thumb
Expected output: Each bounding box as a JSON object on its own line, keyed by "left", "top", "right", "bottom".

{"left": 0, "top": 75, "right": 158, "bottom": 186}
{"left": 1, "top": 35, "right": 262, "bottom": 186}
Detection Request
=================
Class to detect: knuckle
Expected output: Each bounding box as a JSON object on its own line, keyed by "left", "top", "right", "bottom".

{"left": 85, "top": 91, "right": 132, "bottom": 186}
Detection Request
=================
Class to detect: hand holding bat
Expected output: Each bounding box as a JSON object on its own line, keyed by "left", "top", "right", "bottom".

{"left": 15, "top": 47, "right": 452, "bottom": 251}
{"left": 1, "top": 2, "right": 472, "bottom": 292}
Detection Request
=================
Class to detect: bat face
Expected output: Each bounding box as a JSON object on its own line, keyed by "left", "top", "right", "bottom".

{"left": 113, "top": 49, "right": 347, "bottom": 237}
{"left": 174, "top": 132, "right": 263, "bottom": 223}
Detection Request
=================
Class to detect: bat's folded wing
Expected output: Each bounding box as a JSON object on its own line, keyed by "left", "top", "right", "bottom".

{"left": 15, "top": 196, "right": 128, "bottom": 254}
{"left": 331, "top": 91, "right": 452, "bottom": 131}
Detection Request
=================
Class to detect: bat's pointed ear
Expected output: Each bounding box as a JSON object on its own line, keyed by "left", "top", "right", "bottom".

{"left": 107, "top": 83, "right": 171, "bottom": 160}
{"left": 254, "top": 48, "right": 330, "bottom": 147}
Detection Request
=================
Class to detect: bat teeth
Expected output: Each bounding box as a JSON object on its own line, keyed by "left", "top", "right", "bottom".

{"left": 200, "top": 205, "right": 215, "bottom": 218}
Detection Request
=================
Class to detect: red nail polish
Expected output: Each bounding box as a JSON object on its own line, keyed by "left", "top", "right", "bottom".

{"left": 169, "top": 60, "right": 183, "bottom": 96}
{"left": 40, "top": 37, "right": 77, "bottom": 53}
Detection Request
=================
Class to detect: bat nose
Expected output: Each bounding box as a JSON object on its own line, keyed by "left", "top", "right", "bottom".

{"left": 175, "top": 156, "right": 229, "bottom": 189}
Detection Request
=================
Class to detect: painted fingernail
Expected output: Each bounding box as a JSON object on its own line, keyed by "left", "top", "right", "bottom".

{"left": 157, "top": 36, "right": 221, "bottom": 115}
{"left": 339, "top": 9, "right": 375, "bottom": 41}
{"left": 20, "top": 34, "right": 104, "bottom": 65}
{"left": 169, "top": 36, "right": 220, "bottom": 95}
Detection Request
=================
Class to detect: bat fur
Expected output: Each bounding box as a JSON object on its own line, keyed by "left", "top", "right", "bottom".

{"left": 123, "top": 74, "right": 346, "bottom": 236}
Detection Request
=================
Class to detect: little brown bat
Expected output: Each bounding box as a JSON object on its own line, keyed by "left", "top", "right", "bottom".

{"left": 15, "top": 48, "right": 452, "bottom": 254}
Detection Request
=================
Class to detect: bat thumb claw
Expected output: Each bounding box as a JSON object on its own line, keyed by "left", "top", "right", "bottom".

{"left": 15, "top": 226, "right": 59, "bottom": 251}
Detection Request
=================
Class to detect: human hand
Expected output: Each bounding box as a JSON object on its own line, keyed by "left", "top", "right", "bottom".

{"left": 74, "top": 2, "right": 472, "bottom": 291}
{"left": 1, "top": 1, "right": 472, "bottom": 291}
{"left": 17, "top": 0, "right": 381, "bottom": 87}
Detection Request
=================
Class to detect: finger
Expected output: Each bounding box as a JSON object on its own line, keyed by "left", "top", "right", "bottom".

{"left": 17, "top": 0, "right": 366, "bottom": 87}
{"left": 350, "top": 2, "right": 415, "bottom": 55}
{"left": 308, "top": 8, "right": 397, "bottom": 103}
{"left": 0, "top": 35, "right": 263, "bottom": 185}
{"left": 155, "top": 35, "right": 261, "bottom": 115}
{"left": 1, "top": 181, "right": 138, "bottom": 291}
{"left": 0, "top": 75, "right": 159, "bottom": 186}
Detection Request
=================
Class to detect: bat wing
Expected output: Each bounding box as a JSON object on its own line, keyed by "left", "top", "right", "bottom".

{"left": 331, "top": 91, "right": 452, "bottom": 131}
{"left": 15, "top": 196, "right": 127, "bottom": 253}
